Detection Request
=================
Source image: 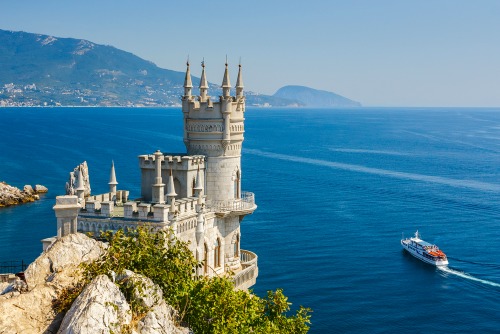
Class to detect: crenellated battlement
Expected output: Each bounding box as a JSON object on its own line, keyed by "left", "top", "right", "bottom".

{"left": 139, "top": 154, "right": 205, "bottom": 170}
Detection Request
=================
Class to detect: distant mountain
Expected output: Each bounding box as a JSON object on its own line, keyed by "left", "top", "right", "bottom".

{"left": 0, "top": 29, "right": 299, "bottom": 107}
{"left": 274, "top": 85, "right": 361, "bottom": 107}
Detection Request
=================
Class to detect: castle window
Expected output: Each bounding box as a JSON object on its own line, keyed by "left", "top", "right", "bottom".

{"left": 192, "top": 178, "right": 196, "bottom": 197}
{"left": 204, "top": 243, "right": 208, "bottom": 274}
{"left": 214, "top": 238, "right": 221, "bottom": 268}
{"left": 234, "top": 234, "right": 240, "bottom": 257}
{"left": 234, "top": 170, "right": 240, "bottom": 199}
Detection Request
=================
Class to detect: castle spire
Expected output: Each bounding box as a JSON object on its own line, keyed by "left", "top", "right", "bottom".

{"left": 166, "top": 168, "right": 177, "bottom": 210}
{"left": 109, "top": 161, "right": 118, "bottom": 187}
{"left": 183, "top": 59, "right": 193, "bottom": 97}
{"left": 236, "top": 61, "right": 244, "bottom": 98}
{"left": 76, "top": 167, "right": 85, "bottom": 205}
{"left": 222, "top": 58, "right": 231, "bottom": 97}
{"left": 193, "top": 164, "right": 203, "bottom": 199}
{"left": 199, "top": 60, "right": 209, "bottom": 101}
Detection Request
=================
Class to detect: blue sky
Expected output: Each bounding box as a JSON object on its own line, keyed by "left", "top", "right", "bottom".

{"left": 2, "top": 0, "right": 500, "bottom": 107}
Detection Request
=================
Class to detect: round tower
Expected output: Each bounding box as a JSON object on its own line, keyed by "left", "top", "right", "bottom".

{"left": 183, "top": 61, "right": 246, "bottom": 203}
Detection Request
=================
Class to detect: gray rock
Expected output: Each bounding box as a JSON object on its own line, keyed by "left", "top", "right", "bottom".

{"left": 0, "top": 233, "right": 106, "bottom": 333}
{"left": 58, "top": 275, "right": 132, "bottom": 334}
{"left": 65, "top": 161, "right": 91, "bottom": 196}
{"left": 34, "top": 184, "right": 48, "bottom": 193}
{"left": 23, "top": 184, "right": 34, "bottom": 194}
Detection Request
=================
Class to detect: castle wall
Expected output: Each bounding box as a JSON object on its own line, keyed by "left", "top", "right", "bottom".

{"left": 205, "top": 156, "right": 240, "bottom": 202}
{"left": 139, "top": 154, "right": 204, "bottom": 202}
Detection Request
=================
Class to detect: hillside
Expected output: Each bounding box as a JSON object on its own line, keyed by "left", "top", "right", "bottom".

{"left": 0, "top": 29, "right": 299, "bottom": 107}
{"left": 274, "top": 85, "right": 361, "bottom": 107}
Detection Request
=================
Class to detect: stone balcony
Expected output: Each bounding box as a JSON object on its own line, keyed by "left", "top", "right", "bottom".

{"left": 233, "top": 249, "right": 258, "bottom": 290}
{"left": 206, "top": 191, "right": 257, "bottom": 216}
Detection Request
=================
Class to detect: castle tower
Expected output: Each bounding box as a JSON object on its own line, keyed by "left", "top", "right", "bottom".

{"left": 183, "top": 61, "right": 246, "bottom": 203}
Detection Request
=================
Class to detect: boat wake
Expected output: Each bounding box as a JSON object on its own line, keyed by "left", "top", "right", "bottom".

{"left": 437, "top": 266, "right": 500, "bottom": 288}
{"left": 447, "top": 256, "right": 500, "bottom": 269}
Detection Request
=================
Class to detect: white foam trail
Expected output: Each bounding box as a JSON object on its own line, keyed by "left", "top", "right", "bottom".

{"left": 329, "top": 148, "right": 410, "bottom": 156}
{"left": 437, "top": 266, "right": 500, "bottom": 288}
{"left": 243, "top": 148, "right": 500, "bottom": 192}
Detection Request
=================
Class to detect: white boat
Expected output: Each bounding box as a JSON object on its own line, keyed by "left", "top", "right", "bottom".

{"left": 401, "top": 231, "right": 448, "bottom": 266}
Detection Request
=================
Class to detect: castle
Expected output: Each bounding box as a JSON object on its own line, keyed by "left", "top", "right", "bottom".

{"left": 43, "top": 61, "right": 258, "bottom": 290}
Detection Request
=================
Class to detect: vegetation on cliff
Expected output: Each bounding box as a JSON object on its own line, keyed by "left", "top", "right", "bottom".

{"left": 58, "top": 227, "right": 311, "bottom": 333}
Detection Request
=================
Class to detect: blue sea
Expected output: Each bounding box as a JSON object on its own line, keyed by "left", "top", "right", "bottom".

{"left": 1, "top": 107, "right": 499, "bottom": 333}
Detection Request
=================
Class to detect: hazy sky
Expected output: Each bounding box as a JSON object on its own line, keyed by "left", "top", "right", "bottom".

{"left": 2, "top": 1, "right": 500, "bottom": 107}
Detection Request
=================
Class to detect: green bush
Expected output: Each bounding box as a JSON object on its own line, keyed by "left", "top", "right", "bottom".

{"left": 66, "top": 227, "right": 311, "bottom": 333}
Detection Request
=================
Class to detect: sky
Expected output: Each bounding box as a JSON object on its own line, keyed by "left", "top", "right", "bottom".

{"left": 2, "top": 0, "right": 500, "bottom": 107}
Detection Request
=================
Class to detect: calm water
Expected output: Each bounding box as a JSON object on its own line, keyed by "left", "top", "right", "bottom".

{"left": 1, "top": 107, "right": 499, "bottom": 333}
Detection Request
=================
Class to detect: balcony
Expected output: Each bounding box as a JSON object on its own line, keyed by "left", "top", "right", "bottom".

{"left": 206, "top": 191, "right": 257, "bottom": 215}
{"left": 233, "top": 249, "right": 258, "bottom": 290}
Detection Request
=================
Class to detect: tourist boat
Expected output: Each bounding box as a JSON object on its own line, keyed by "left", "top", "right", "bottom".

{"left": 401, "top": 231, "right": 448, "bottom": 266}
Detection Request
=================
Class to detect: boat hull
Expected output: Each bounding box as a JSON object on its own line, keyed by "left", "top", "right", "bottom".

{"left": 401, "top": 240, "right": 448, "bottom": 266}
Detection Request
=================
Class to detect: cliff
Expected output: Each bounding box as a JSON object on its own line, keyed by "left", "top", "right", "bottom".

{"left": 0, "top": 182, "right": 48, "bottom": 207}
{"left": 0, "top": 233, "right": 189, "bottom": 333}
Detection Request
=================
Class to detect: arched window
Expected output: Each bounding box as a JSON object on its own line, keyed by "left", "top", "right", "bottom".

{"left": 192, "top": 177, "right": 196, "bottom": 197}
{"left": 234, "top": 234, "right": 240, "bottom": 258}
{"left": 204, "top": 243, "right": 208, "bottom": 274}
{"left": 234, "top": 170, "right": 240, "bottom": 199}
{"left": 214, "top": 238, "right": 221, "bottom": 268}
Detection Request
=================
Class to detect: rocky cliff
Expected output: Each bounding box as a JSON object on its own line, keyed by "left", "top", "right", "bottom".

{"left": 0, "top": 233, "right": 189, "bottom": 333}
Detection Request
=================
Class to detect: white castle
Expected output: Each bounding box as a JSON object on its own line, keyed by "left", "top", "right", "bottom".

{"left": 44, "top": 61, "right": 258, "bottom": 290}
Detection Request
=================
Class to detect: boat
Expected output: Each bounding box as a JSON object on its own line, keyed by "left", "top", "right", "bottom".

{"left": 401, "top": 231, "right": 448, "bottom": 266}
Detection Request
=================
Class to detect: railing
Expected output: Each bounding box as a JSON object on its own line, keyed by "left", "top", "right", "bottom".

{"left": 233, "top": 249, "right": 258, "bottom": 290}
{"left": 206, "top": 191, "right": 255, "bottom": 213}
{"left": 0, "top": 260, "right": 28, "bottom": 274}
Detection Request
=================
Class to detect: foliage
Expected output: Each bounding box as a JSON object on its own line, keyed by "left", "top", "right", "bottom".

{"left": 58, "top": 226, "right": 311, "bottom": 333}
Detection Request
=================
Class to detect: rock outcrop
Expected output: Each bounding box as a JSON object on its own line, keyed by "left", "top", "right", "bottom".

{"left": 65, "top": 161, "right": 91, "bottom": 197}
{"left": 0, "top": 181, "right": 48, "bottom": 207}
{"left": 0, "top": 233, "right": 104, "bottom": 333}
{"left": 0, "top": 233, "right": 189, "bottom": 333}
{"left": 58, "top": 275, "right": 131, "bottom": 334}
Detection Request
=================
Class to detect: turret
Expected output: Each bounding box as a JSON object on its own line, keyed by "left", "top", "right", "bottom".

{"left": 166, "top": 168, "right": 177, "bottom": 211}
{"left": 108, "top": 160, "right": 118, "bottom": 196}
{"left": 152, "top": 150, "right": 165, "bottom": 204}
{"left": 222, "top": 60, "right": 231, "bottom": 98}
{"left": 193, "top": 165, "right": 204, "bottom": 203}
{"left": 76, "top": 168, "right": 85, "bottom": 205}
{"left": 236, "top": 62, "right": 244, "bottom": 98}
{"left": 199, "top": 61, "right": 209, "bottom": 102}
{"left": 183, "top": 60, "right": 193, "bottom": 98}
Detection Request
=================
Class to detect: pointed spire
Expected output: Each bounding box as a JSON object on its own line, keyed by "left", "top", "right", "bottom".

{"left": 236, "top": 61, "right": 244, "bottom": 97}
{"left": 199, "top": 60, "right": 208, "bottom": 101}
{"left": 109, "top": 160, "right": 118, "bottom": 186}
{"left": 166, "top": 168, "right": 177, "bottom": 197}
{"left": 184, "top": 58, "right": 193, "bottom": 95}
{"left": 194, "top": 165, "right": 203, "bottom": 193}
{"left": 222, "top": 58, "right": 231, "bottom": 97}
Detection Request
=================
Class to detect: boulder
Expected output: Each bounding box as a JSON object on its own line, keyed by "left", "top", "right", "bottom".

{"left": 24, "top": 233, "right": 106, "bottom": 289}
{"left": 0, "top": 233, "right": 105, "bottom": 333}
{"left": 23, "top": 184, "right": 34, "bottom": 194}
{"left": 57, "top": 275, "right": 131, "bottom": 334}
{"left": 34, "top": 184, "right": 48, "bottom": 193}
{"left": 117, "top": 270, "right": 189, "bottom": 334}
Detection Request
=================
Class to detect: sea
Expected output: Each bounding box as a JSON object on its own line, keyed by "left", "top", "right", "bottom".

{"left": 0, "top": 107, "right": 499, "bottom": 333}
